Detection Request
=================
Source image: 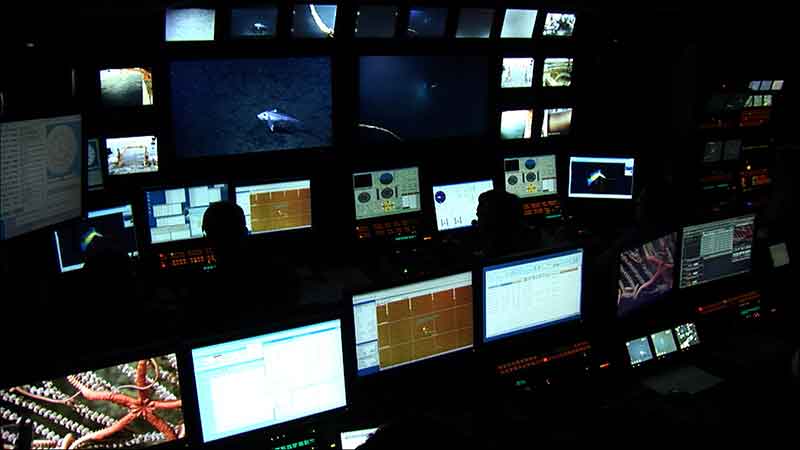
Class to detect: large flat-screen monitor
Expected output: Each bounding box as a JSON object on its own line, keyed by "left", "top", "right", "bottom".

{"left": 105, "top": 135, "right": 159, "bottom": 176}
{"left": 353, "top": 167, "right": 421, "bottom": 220}
{"left": 617, "top": 232, "right": 677, "bottom": 317}
{"left": 358, "top": 56, "right": 489, "bottom": 143}
{"left": 679, "top": 214, "right": 755, "bottom": 288}
{"left": 352, "top": 273, "right": 473, "bottom": 376}
{"left": 53, "top": 204, "right": 138, "bottom": 273}
{"left": 0, "top": 353, "right": 184, "bottom": 448}
{"left": 503, "top": 155, "right": 557, "bottom": 199}
{"left": 482, "top": 249, "right": 583, "bottom": 343}
{"left": 1, "top": 114, "right": 82, "bottom": 240}
{"left": 234, "top": 180, "right": 312, "bottom": 235}
{"left": 145, "top": 184, "right": 229, "bottom": 244}
{"left": 170, "top": 57, "right": 332, "bottom": 158}
{"left": 432, "top": 180, "right": 494, "bottom": 231}
{"left": 191, "top": 319, "right": 347, "bottom": 443}
{"left": 165, "top": 8, "right": 216, "bottom": 42}
{"left": 568, "top": 156, "right": 635, "bottom": 200}
{"left": 99, "top": 67, "right": 154, "bottom": 107}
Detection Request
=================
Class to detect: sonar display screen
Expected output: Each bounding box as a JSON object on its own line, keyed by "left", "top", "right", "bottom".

{"left": 568, "top": 156, "right": 635, "bottom": 200}
{"left": 353, "top": 167, "right": 421, "bottom": 220}
{"left": 617, "top": 232, "right": 677, "bottom": 317}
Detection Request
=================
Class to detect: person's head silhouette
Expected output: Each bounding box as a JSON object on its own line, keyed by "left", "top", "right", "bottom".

{"left": 474, "top": 188, "right": 525, "bottom": 256}
{"left": 202, "top": 201, "right": 249, "bottom": 265}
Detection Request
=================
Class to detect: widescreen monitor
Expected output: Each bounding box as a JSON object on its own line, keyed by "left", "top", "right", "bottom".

{"left": 500, "top": 109, "right": 534, "bottom": 140}
{"left": 292, "top": 4, "right": 337, "bottom": 38}
{"left": 353, "top": 167, "right": 421, "bottom": 220}
{"left": 99, "top": 67, "right": 154, "bottom": 107}
{"left": 503, "top": 155, "right": 557, "bottom": 199}
{"left": 165, "top": 8, "right": 216, "bottom": 42}
{"left": 617, "top": 232, "right": 677, "bottom": 317}
{"left": 543, "top": 58, "right": 573, "bottom": 87}
{"left": 105, "top": 135, "right": 158, "bottom": 175}
{"left": 679, "top": 215, "right": 755, "bottom": 288}
{"left": 432, "top": 179, "right": 494, "bottom": 231}
{"left": 455, "top": 8, "right": 494, "bottom": 38}
{"left": 53, "top": 204, "right": 138, "bottom": 273}
{"left": 234, "top": 180, "right": 311, "bottom": 235}
{"left": 145, "top": 184, "right": 229, "bottom": 244}
{"left": 501, "top": 58, "right": 535, "bottom": 88}
{"left": 231, "top": 6, "right": 278, "bottom": 38}
{"left": 541, "top": 108, "right": 572, "bottom": 137}
{"left": 500, "top": 9, "right": 537, "bottom": 38}
{"left": 542, "top": 13, "right": 576, "bottom": 36}
{"left": 407, "top": 7, "right": 447, "bottom": 37}
{"left": 568, "top": 156, "right": 635, "bottom": 200}
{"left": 356, "top": 5, "right": 397, "bottom": 38}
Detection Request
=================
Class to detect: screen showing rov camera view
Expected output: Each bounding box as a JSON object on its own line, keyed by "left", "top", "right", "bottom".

{"left": 145, "top": 184, "right": 229, "bottom": 244}
{"left": 353, "top": 167, "right": 421, "bottom": 220}
{"left": 54, "top": 204, "right": 138, "bottom": 273}
{"left": 568, "top": 156, "right": 635, "bottom": 200}
{"left": 501, "top": 110, "right": 534, "bottom": 140}
{"left": 651, "top": 329, "right": 678, "bottom": 357}
{"left": 341, "top": 428, "right": 380, "bottom": 450}
{"left": 1, "top": 115, "right": 82, "bottom": 241}
{"left": 675, "top": 323, "right": 700, "bottom": 349}
{"left": 501, "top": 9, "right": 537, "bottom": 38}
{"left": 617, "top": 232, "right": 677, "bottom": 317}
{"left": 542, "top": 108, "right": 573, "bottom": 137}
{"left": 170, "top": 57, "right": 332, "bottom": 158}
{"left": 501, "top": 58, "right": 535, "bottom": 88}
{"left": 407, "top": 7, "right": 448, "bottom": 37}
{"left": 543, "top": 13, "right": 576, "bottom": 36}
{"left": 352, "top": 273, "right": 473, "bottom": 376}
{"left": 235, "top": 180, "right": 312, "bottom": 235}
{"left": 483, "top": 249, "right": 583, "bottom": 342}
{"left": 358, "top": 56, "right": 489, "bottom": 144}
{"left": 679, "top": 215, "right": 755, "bottom": 289}
{"left": 231, "top": 6, "right": 278, "bottom": 38}
{"left": 543, "top": 58, "right": 573, "bottom": 87}
{"left": 100, "top": 68, "right": 154, "bottom": 107}
{"left": 356, "top": 5, "right": 398, "bottom": 38}
{"left": 0, "top": 354, "right": 184, "bottom": 449}
{"left": 165, "top": 8, "right": 216, "bottom": 41}
{"left": 293, "top": 4, "right": 338, "bottom": 38}
{"left": 432, "top": 180, "right": 494, "bottom": 231}
{"left": 504, "top": 155, "right": 557, "bottom": 199}
{"left": 455, "top": 8, "right": 494, "bottom": 38}
{"left": 191, "top": 320, "right": 347, "bottom": 443}
{"left": 106, "top": 136, "right": 158, "bottom": 176}
{"left": 627, "top": 337, "right": 653, "bottom": 366}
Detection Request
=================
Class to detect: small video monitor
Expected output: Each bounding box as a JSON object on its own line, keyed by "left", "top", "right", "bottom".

{"left": 501, "top": 58, "right": 535, "bottom": 88}
{"left": 759, "top": 80, "right": 773, "bottom": 91}
{"left": 105, "top": 135, "right": 159, "bottom": 176}
{"left": 87, "top": 138, "right": 104, "bottom": 190}
{"left": 432, "top": 180, "right": 494, "bottom": 231}
{"left": 235, "top": 180, "right": 312, "bottom": 235}
{"left": 542, "top": 13, "right": 576, "bottom": 36}
{"left": 165, "top": 8, "right": 216, "bottom": 42}
{"left": 674, "top": 323, "right": 700, "bottom": 349}
{"left": 352, "top": 272, "right": 473, "bottom": 376}
{"left": 723, "top": 139, "right": 742, "bottom": 160}
{"left": 626, "top": 337, "right": 654, "bottom": 366}
{"left": 341, "top": 427, "right": 380, "bottom": 450}
{"left": 353, "top": 167, "right": 421, "bottom": 220}
{"left": 53, "top": 204, "right": 138, "bottom": 273}
{"left": 100, "top": 67, "right": 153, "bottom": 107}
{"left": 0, "top": 353, "right": 184, "bottom": 448}
{"left": 455, "top": 8, "right": 494, "bottom": 38}
{"left": 543, "top": 58, "right": 574, "bottom": 87}
{"left": 504, "top": 155, "right": 557, "bottom": 199}
{"left": 542, "top": 108, "right": 573, "bottom": 137}
{"left": 772, "top": 80, "right": 784, "bottom": 90}
{"left": 407, "top": 7, "right": 448, "bottom": 37}
{"left": 231, "top": 6, "right": 278, "bottom": 38}
{"left": 292, "top": 4, "right": 337, "bottom": 38}
{"left": 191, "top": 319, "right": 347, "bottom": 443}
{"left": 651, "top": 329, "right": 678, "bottom": 357}
{"left": 679, "top": 214, "right": 755, "bottom": 289}
{"left": 482, "top": 249, "right": 583, "bottom": 342}
{"left": 748, "top": 80, "right": 761, "bottom": 91}
{"left": 617, "top": 233, "right": 677, "bottom": 317}
{"left": 356, "top": 5, "right": 398, "bottom": 38}
{"left": 145, "top": 184, "right": 229, "bottom": 244}
{"left": 703, "top": 141, "right": 723, "bottom": 163}
{"left": 500, "top": 109, "right": 534, "bottom": 140}
{"left": 568, "top": 156, "right": 635, "bottom": 200}
{"left": 500, "top": 9, "right": 537, "bottom": 38}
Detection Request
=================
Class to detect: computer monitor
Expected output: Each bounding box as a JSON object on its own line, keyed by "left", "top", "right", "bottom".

{"left": 503, "top": 155, "right": 557, "bottom": 199}
{"left": 626, "top": 336, "right": 653, "bottom": 366}
{"left": 340, "top": 427, "right": 380, "bottom": 450}
{"left": 543, "top": 58, "right": 574, "bottom": 87}
{"left": 355, "top": 5, "right": 398, "bottom": 38}
{"left": 170, "top": 57, "right": 332, "bottom": 158}
{"left": 191, "top": 319, "right": 347, "bottom": 443}
{"left": 407, "top": 7, "right": 447, "bottom": 37}
{"left": 0, "top": 353, "right": 184, "bottom": 448}
{"left": 352, "top": 272, "right": 473, "bottom": 376}
{"left": 231, "top": 6, "right": 278, "bottom": 38}
{"left": 651, "top": 329, "right": 678, "bottom": 357}
{"left": 482, "top": 249, "right": 583, "bottom": 343}
{"left": 703, "top": 141, "right": 723, "bottom": 163}
{"left": 542, "top": 13, "right": 576, "bottom": 36}
{"left": 568, "top": 156, "right": 635, "bottom": 200}
{"left": 53, "top": 204, "right": 138, "bottom": 273}
{"left": 145, "top": 184, "right": 229, "bottom": 244}
{"left": 679, "top": 214, "right": 755, "bottom": 288}
{"left": 432, "top": 180, "right": 494, "bottom": 231}
{"left": 500, "top": 9, "right": 537, "bottom": 38}
{"left": 455, "top": 8, "right": 494, "bottom": 38}
{"left": 1, "top": 114, "right": 82, "bottom": 241}
{"left": 541, "top": 108, "right": 573, "bottom": 137}
{"left": 234, "top": 180, "right": 311, "bottom": 235}
{"left": 165, "top": 8, "right": 216, "bottom": 42}
{"left": 99, "top": 67, "right": 154, "bottom": 107}
{"left": 292, "top": 4, "right": 338, "bottom": 38}
{"left": 87, "top": 138, "right": 104, "bottom": 191}
{"left": 501, "top": 58, "right": 535, "bottom": 89}
{"left": 674, "top": 322, "right": 700, "bottom": 349}
{"left": 353, "top": 167, "right": 421, "bottom": 221}
{"left": 500, "top": 109, "right": 534, "bottom": 140}
{"left": 105, "top": 135, "right": 159, "bottom": 176}
{"left": 617, "top": 232, "right": 677, "bottom": 317}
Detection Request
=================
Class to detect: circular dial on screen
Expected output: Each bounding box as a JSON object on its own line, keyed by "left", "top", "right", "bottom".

{"left": 358, "top": 192, "right": 371, "bottom": 203}
{"left": 526, "top": 172, "right": 537, "bottom": 182}
{"left": 508, "top": 175, "right": 519, "bottom": 185}
{"left": 381, "top": 188, "right": 394, "bottom": 199}
{"left": 379, "top": 172, "right": 394, "bottom": 185}
{"left": 47, "top": 125, "right": 79, "bottom": 176}
{"left": 525, "top": 159, "right": 536, "bottom": 170}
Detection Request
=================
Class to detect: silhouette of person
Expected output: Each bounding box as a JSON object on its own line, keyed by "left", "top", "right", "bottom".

{"left": 201, "top": 201, "right": 249, "bottom": 273}
{"left": 473, "top": 188, "right": 534, "bottom": 257}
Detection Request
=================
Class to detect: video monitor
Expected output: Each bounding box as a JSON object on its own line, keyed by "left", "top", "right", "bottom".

{"left": 626, "top": 337, "right": 653, "bottom": 366}
{"left": 407, "top": 7, "right": 447, "bottom": 37}
{"left": 455, "top": 8, "right": 494, "bottom": 38}
{"left": 1, "top": 114, "right": 82, "bottom": 241}
{"left": 500, "top": 9, "right": 537, "bottom": 38}
{"left": 482, "top": 249, "right": 583, "bottom": 343}
{"left": 432, "top": 179, "right": 494, "bottom": 231}
{"left": 651, "top": 329, "right": 678, "bottom": 357}
{"left": 292, "top": 4, "right": 337, "bottom": 38}
{"left": 352, "top": 272, "right": 473, "bottom": 376}
{"left": 170, "top": 57, "right": 332, "bottom": 158}
{"left": 145, "top": 184, "right": 229, "bottom": 244}
{"left": 679, "top": 214, "right": 755, "bottom": 289}
{"left": 543, "top": 58, "right": 574, "bottom": 87}
{"left": 504, "top": 155, "right": 557, "bottom": 199}
{"left": 341, "top": 427, "right": 379, "bottom": 450}
{"left": 703, "top": 141, "right": 723, "bottom": 163}
{"left": 87, "top": 138, "right": 104, "bottom": 191}
{"left": 675, "top": 323, "right": 700, "bottom": 349}
{"left": 231, "top": 6, "right": 278, "bottom": 38}
{"left": 542, "top": 13, "right": 576, "bottom": 36}
{"left": 353, "top": 167, "right": 421, "bottom": 220}
{"left": 105, "top": 136, "right": 158, "bottom": 176}
{"left": 759, "top": 80, "right": 772, "bottom": 91}
{"left": 541, "top": 108, "right": 573, "bottom": 137}
{"left": 772, "top": 80, "right": 784, "bottom": 91}
{"left": 234, "top": 180, "right": 312, "bottom": 235}
{"left": 501, "top": 58, "right": 535, "bottom": 88}
{"left": 0, "top": 353, "right": 184, "bottom": 448}
{"left": 358, "top": 56, "right": 489, "bottom": 144}
{"left": 355, "top": 5, "right": 398, "bottom": 38}
{"left": 100, "top": 67, "right": 153, "bottom": 107}
{"left": 500, "top": 109, "right": 534, "bottom": 140}
{"left": 723, "top": 139, "right": 742, "bottom": 161}
{"left": 191, "top": 320, "right": 347, "bottom": 443}
{"left": 53, "top": 204, "right": 138, "bottom": 273}
{"left": 617, "top": 232, "right": 677, "bottom": 317}
{"left": 568, "top": 156, "right": 635, "bottom": 200}
{"left": 748, "top": 80, "right": 761, "bottom": 91}
{"left": 165, "top": 8, "right": 216, "bottom": 42}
